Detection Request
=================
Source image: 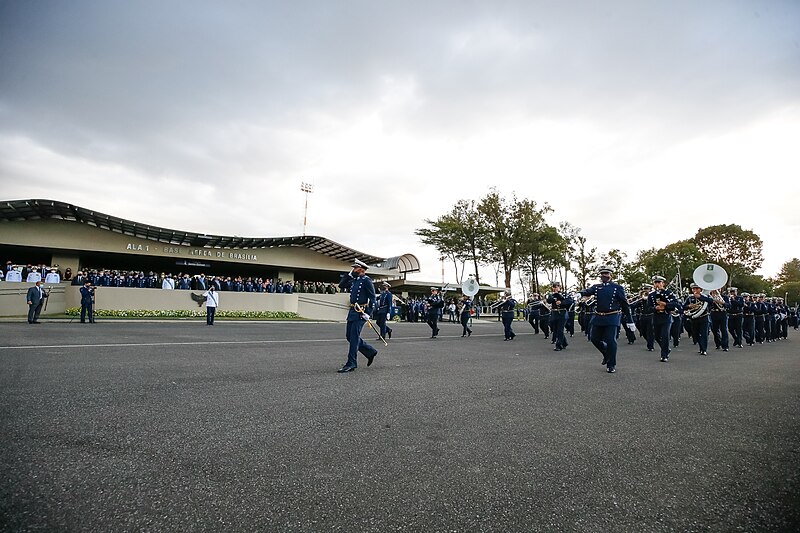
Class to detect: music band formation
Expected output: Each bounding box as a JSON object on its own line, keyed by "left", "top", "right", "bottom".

{"left": 335, "top": 260, "right": 794, "bottom": 374}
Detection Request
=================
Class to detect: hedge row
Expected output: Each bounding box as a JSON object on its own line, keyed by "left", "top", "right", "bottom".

{"left": 64, "top": 308, "right": 300, "bottom": 319}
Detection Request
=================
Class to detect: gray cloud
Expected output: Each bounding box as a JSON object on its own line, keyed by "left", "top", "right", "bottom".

{"left": 1, "top": 0, "right": 798, "bottom": 278}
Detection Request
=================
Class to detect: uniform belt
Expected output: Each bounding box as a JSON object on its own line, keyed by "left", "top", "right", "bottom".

{"left": 728, "top": 313, "right": 742, "bottom": 316}
{"left": 595, "top": 310, "right": 621, "bottom": 316}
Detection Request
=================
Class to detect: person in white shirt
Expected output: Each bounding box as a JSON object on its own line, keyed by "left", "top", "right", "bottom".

{"left": 45, "top": 269, "right": 61, "bottom": 284}
{"left": 162, "top": 274, "right": 175, "bottom": 290}
{"left": 202, "top": 286, "right": 219, "bottom": 325}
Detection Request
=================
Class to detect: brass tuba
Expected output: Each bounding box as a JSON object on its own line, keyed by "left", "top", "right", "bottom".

{"left": 685, "top": 263, "right": 728, "bottom": 319}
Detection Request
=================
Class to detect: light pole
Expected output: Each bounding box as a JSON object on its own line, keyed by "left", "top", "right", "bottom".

{"left": 300, "top": 182, "right": 314, "bottom": 236}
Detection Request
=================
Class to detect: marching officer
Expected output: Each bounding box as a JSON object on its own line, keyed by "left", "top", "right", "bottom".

{"left": 375, "top": 281, "right": 393, "bottom": 341}
{"left": 526, "top": 294, "right": 542, "bottom": 334}
{"left": 578, "top": 265, "right": 635, "bottom": 373}
{"left": 336, "top": 259, "right": 378, "bottom": 373}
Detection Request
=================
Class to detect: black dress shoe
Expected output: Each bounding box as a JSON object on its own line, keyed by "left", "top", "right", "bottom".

{"left": 467, "top": 330, "right": 471, "bottom": 337}
{"left": 366, "top": 351, "right": 377, "bottom": 367}
{"left": 607, "top": 367, "right": 616, "bottom": 373}
{"left": 601, "top": 356, "right": 609, "bottom": 365}
{"left": 337, "top": 365, "right": 356, "bottom": 373}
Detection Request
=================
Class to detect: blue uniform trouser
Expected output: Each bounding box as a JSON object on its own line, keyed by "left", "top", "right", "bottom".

{"left": 345, "top": 319, "right": 376, "bottom": 368}
{"left": 728, "top": 315, "right": 743, "bottom": 346}
{"left": 670, "top": 315, "right": 682, "bottom": 346}
{"left": 710, "top": 312, "right": 728, "bottom": 349}
{"left": 206, "top": 306, "right": 216, "bottom": 325}
{"left": 539, "top": 314, "right": 550, "bottom": 337}
{"left": 591, "top": 323, "right": 619, "bottom": 369}
{"left": 528, "top": 310, "right": 539, "bottom": 334}
{"left": 550, "top": 311, "right": 568, "bottom": 349}
{"left": 427, "top": 312, "right": 439, "bottom": 337}
{"left": 376, "top": 312, "right": 391, "bottom": 338}
{"left": 754, "top": 315, "right": 766, "bottom": 342}
{"left": 566, "top": 312, "right": 575, "bottom": 336}
{"left": 80, "top": 300, "right": 94, "bottom": 323}
{"left": 653, "top": 317, "right": 672, "bottom": 358}
{"left": 743, "top": 315, "right": 755, "bottom": 344}
{"left": 460, "top": 312, "right": 472, "bottom": 336}
{"left": 691, "top": 316, "right": 710, "bottom": 352}
{"left": 501, "top": 311, "right": 515, "bottom": 339}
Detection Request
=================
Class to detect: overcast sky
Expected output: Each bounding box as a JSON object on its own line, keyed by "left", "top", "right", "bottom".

{"left": 1, "top": 0, "right": 798, "bottom": 286}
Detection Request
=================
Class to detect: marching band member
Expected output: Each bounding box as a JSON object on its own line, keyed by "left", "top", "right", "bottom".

{"left": 648, "top": 275, "right": 681, "bottom": 362}
{"left": 753, "top": 294, "right": 767, "bottom": 344}
{"left": 459, "top": 294, "right": 473, "bottom": 337}
{"left": 578, "top": 266, "right": 635, "bottom": 373}
{"left": 498, "top": 290, "right": 517, "bottom": 341}
{"left": 776, "top": 298, "right": 789, "bottom": 339}
{"left": 742, "top": 292, "right": 756, "bottom": 345}
{"left": 727, "top": 287, "right": 745, "bottom": 348}
{"left": 684, "top": 284, "right": 714, "bottom": 355}
{"left": 547, "top": 282, "right": 573, "bottom": 351}
{"left": 709, "top": 290, "right": 730, "bottom": 351}
{"left": 336, "top": 259, "right": 378, "bottom": 373}
{"left": 425, "top": 287, "right": 445, "bottom": 339}
{"left": 526, "top": 293, "right": 542, "bottom": 334}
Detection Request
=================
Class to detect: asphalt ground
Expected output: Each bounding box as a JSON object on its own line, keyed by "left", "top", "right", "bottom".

{"left": 1, "top": 317, "right": 798, "bottom": 533}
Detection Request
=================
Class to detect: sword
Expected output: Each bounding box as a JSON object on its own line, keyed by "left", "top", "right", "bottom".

{"left": 354, "top": 302, "right": 388, "bottom": 346}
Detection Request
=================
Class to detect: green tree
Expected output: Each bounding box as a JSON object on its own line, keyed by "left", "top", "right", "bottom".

{"left": 776, "top": 281, "right": 800, "bottom": 306}
{"left": 518, "top": 224, "right": 564, "bottom": 294}
{"left": 477, "top": 189, "right": 552, "bottom": 289}
{"left": 693, "top": 224, "right": 763, "bottom": 285}
{"left": 415, "top": 199, "right": 486, "bottom": 284}
{"left": 776, "top": 258, "right": 800, "bottom": 284}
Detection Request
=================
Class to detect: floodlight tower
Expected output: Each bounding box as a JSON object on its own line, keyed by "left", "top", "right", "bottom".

{"left": 300, "top": 181, "right": 314, "bottom": 236}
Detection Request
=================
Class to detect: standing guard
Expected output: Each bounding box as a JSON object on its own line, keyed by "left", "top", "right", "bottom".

{"left": 578, "top": 266, "right": 635, "bottom": 373}
{"left": 336, "top": 259, "right": 378, "bottom": 373}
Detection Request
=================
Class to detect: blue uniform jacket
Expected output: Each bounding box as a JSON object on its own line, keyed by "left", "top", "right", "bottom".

{"left": 579, "top": 282, "right": 633, "bottom": 326}
{"left": 339, "top": 272, "right": 375, "bottom": 321}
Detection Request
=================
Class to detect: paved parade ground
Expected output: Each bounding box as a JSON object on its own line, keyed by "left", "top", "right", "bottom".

{"left": 1, "top": 318, "right": 799, "bottom": 532}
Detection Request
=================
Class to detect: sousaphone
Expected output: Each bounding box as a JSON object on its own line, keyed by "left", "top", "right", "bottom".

{"left": 686, "top": 263, "right": 728, "bottom": 319}
{"left": 461, "top": 276, "right": 480, "bottom": 297}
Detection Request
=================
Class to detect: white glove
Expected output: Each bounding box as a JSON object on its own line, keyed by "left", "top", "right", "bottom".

{"left": 362, "top": 313, "right": 370, "bottom": 321}
{"left": 626, "top": 323, "right": 635, "bottom": 330}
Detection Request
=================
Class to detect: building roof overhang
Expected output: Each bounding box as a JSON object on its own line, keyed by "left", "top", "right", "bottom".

{"left": 1, "top": 199, "right": 421, "bottom": 273}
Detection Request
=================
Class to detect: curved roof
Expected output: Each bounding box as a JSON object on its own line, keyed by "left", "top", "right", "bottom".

{"left": 1, "top": 199, "right": 420, "bottom": 272}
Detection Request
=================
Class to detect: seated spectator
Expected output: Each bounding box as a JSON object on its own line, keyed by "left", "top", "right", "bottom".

{"left": 63, "top": 267, "right": 73, "bottom": 281}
